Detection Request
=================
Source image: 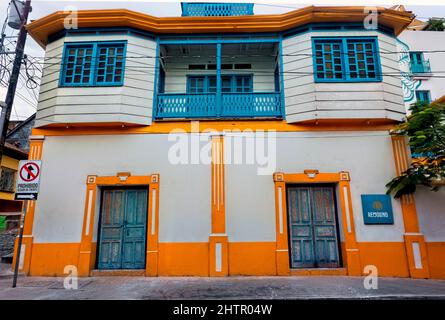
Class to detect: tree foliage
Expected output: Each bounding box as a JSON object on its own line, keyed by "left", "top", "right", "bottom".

{"left": 386, "top": 101, "right": 445, "bottom": 198}
{"left": 424, "top": 18, "right": 445, "bottom": 31}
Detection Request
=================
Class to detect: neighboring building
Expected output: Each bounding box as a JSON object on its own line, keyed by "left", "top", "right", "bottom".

{"left": 0, "top": 143, "right": 27, "bottom": 213}
{"left": 0, "top": 115, "right": 34, "bottom": 216}
{"left": 398, "top": 30, "right": 445, "bottom": 107}
{"left": 17, "top": 4, "right": 445, "bottom": 279}
{"left": 6, "top": 114, "right": 36, "bottom": 153}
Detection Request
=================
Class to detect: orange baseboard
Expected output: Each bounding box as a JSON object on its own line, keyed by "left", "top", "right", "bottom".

{"left": 29, "top": 243, "right": 80, "bottom": 276}
{"left": 228, "top": 242, "right": 277, "bottom": 275}
{"left": 24, "top": 241, "right": 445, "bottom": 279}
{"left": 157, "top": 242, "right": 209, "bottom": 276}
{"left": 356, "top": 242, "right": 410, "bottom": 277}
{"left": 426, "top": 242, "right": 445, "bottom": 279}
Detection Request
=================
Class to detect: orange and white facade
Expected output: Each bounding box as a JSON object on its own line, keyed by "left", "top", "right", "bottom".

{"left": 14, "top": 5, "right": 445, "bottom": 279}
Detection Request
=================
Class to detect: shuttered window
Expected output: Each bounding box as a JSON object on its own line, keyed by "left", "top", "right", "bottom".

{"left": 313, "top": 37, "right": 381, "bottom": 82}
{"left": 187, "top": 75, "right": 253, "bottom": 93}
{"left": 415, "top": 90, "right": 431, "bottom": 104}
{"left": 61, "top": 42, "right": 126, "bottom": 87}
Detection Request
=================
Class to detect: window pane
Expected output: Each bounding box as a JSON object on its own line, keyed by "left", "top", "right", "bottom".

{"left": 346, "top": 40, "right": 378, "bottom": 80}
{"left": 95, "top": 43, "right": 125, "bottom": 85}
{"left": 313, "top": 40, "right": 343, "bottom": 81}
{"left": 188, "top": 77, "right": 205, "bottom": 93}
{"left": 63, "top": 44, "right": 94, "bottom": 85}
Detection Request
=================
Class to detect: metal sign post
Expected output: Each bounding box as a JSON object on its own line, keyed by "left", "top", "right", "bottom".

{"left": 12, "top": 202, "right": 27, "bottom": 288}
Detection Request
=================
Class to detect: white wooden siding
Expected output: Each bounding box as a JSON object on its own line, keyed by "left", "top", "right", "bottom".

{"left": 282, "top": 31, "right": 406, "bottom": 123}
{"left": 35, "top": 34, "right": 156, "bottom": 127}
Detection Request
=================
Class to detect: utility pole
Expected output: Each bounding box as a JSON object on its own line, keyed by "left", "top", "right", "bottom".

{"left": 0, "top": 0, "right": 32, "bottom": 160}
{"left": 0, "top": 0, "right": 32, "bottom": 288}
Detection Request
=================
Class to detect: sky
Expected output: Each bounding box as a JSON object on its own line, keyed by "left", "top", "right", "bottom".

{"left": 1, "top": 1, "right": 445, "bottom": 121}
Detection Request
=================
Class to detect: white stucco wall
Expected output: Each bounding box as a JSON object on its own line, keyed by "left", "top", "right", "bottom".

{"left": 33, "top": 134, "right": 211, "bottom": 243}
{"left": 225, "top": 131, "right": 405, "bottom": 243}
{"left": 415, "top": 187, "right": 445, "bottom": 242}
{"left": 33, "top": 130, "right": 406, "bottom": 245}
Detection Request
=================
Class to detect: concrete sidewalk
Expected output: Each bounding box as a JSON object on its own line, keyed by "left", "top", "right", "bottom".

{"left": 0, "top": 275, "right": 445, "bottom": 300}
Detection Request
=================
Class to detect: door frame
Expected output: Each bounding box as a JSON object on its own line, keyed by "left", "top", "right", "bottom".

{"left": 77, "top": 174, "right": 160, "bottom": 276}
{"left": 285, "top": 183, "right": 343, "bottom": 269}
{"left": 273, "top": 171, "right": 361, "bottom": 276}
{"left": 96, "top": 186, "right": 149, "bottom": 270}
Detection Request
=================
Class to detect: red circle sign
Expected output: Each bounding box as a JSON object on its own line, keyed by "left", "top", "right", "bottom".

{"left": 19, "top": 162, "right": 40, "bottom": 182}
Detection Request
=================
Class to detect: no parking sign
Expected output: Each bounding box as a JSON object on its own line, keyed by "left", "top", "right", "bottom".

{"left": 15, "top": 160, "right": 42, "bottom": 200}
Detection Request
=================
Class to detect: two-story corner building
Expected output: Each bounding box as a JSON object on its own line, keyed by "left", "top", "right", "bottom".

{"left": 14, "top": 4, "right": 445, "bottom": 279}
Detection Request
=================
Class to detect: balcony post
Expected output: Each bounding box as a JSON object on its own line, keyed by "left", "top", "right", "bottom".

{"left": 216, "top": 42, "right": 222, "bottom": 117}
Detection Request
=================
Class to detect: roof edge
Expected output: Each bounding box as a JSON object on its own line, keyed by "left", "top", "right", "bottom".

{"left": 26, "top": 6, "right": 414, "bottom": 47}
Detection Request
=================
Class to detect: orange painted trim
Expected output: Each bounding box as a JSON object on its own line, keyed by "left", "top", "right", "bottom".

{"left": 23, "top": 138, "right": 44, "bottom": 236}
{"left": 211, "top": 136, "right": 225, "bottom": 234}
{"left": 404, "top": 234, "right": 430, "bottom": 279}
{"left": 32, "top": 120, "right": 396, "bottom": 136}
{"left": 26, "top": 6, "right": 414, "bottom": 47}
{"left": 390, "top": 136, "right": 430, "bottom": 278}
{"left": 13, "top": 137, "right": 45, "bottom": 274}
{"left": 272, "top": 171, "right": 361, "bottom": 276}
{"left": 391, "top": 136, "right": 420, "bottom": 233}
{"left": 77, "top": 173, "right": 160, "bottom": 276}
{"left": 146, "top": 174, "right": 160, "bottom": 276}
{"left": 209, "top": 235, "right": 228, "bottom": 277}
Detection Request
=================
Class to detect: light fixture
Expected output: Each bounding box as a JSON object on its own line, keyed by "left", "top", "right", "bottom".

{"left": 117, "top": 172, "right": 131, "bottom": 182}
{"left": 304, "top": 169, "right": 319, "bottom": 179}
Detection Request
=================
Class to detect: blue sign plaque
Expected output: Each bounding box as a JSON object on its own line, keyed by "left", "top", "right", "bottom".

{"left": 361, "top": 194, "right": 394, "bottom": 225}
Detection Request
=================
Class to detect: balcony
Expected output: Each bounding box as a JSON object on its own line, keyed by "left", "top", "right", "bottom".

{"left": 181, "top": 3, "right": 254, "bottom": 17}
{"left": 410, "top": 60, "right": 431, "bottom": 74}
{"left": 156, "top": 92, "right": 281, "bottom": 119}
{"left": 154, "top": 40, "right": 283, "bottom": 120}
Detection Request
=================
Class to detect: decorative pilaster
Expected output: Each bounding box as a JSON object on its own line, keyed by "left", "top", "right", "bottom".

{"left": 338, "top": 172, "right": 361, "bottom": 276}
{"left": 209, "top": 135, "right": 228, "bottom": 276}
{"left": 391, "top": 135, "right": 430, "bottom": 278}
{"left": 77, "top": 175, "right": 98, "bottom": 276}
{"left": 14, "top": 135, "right": 45, "bottom": 274}
{"left": 146, "top": 174, "right": 160, "bottom": 276}
{"left": 273, "top": 173, "right": 290, "bottom": 275}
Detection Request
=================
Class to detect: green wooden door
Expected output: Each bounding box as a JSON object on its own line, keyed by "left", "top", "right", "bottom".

{"left": 287, "top": 186, "right": 340, "bottom": 268}
{"left": 98, "top": 188, "right": 148, "bottom": 270}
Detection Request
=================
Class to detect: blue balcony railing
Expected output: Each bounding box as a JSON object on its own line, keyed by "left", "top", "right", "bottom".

{"left": 181, "top": 3, "right": 254, "bottom": 17}
{"left": 156, "top": 93, "right": 217, "bottom": 118}
{"left": 410, "top": 60, "right": 431, "bottom": 74}
{"left": 222, "top": 93, "right": 282, "bottom": 117}
{"left": 155, "top": 92, "right": 282, "bottom": 119}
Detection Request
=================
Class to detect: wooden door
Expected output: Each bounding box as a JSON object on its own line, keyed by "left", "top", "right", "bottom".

{"left": 287, "top": 186, "right": 340, "bottom": 269}
{"left": 98, "top": 188, "right": 148, "bottom": 270}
